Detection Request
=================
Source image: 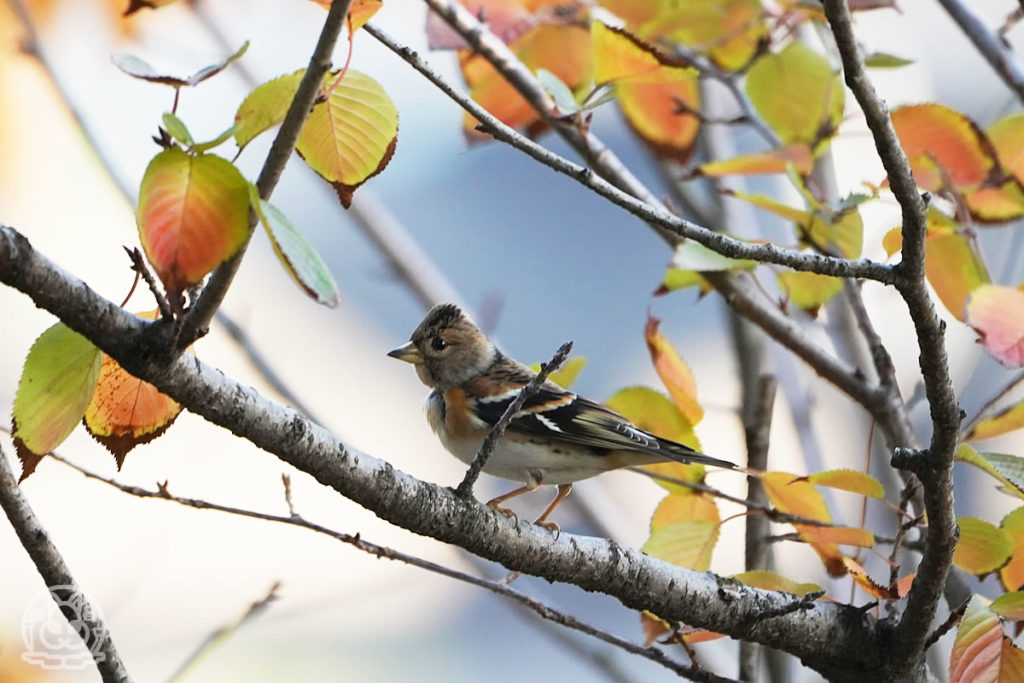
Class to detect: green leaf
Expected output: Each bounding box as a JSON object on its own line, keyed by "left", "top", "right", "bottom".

{"left": 529, "top": 356, "right": 586, "bottom": 389}
{"left": 536, "top": 68, "right": 578, "bottom": 113}
{"left": 234, "top": 71, "right": 304, "bottom": 150}
{"left": 777, "top": 271, "right": 843, "bottom": 312}
{"left": 112, "top": 41, "right": 248, "bottom": 88}
{"left": 746, "top": 42, "right": 844, "bottom": 146}
{"left": 12, "top": 323, "right": 102, "bottom": 479}
{"left": 863, "top": 52, "right": 913, "bottom": 68}
{"left": 671, "top": 239, "right": 757, "bottom": 272}
{"left": 954, "top": 517, "right": 1013, "bottom": 575}
{"left": 191, "top": 123, "right": 242, "bottom": 154}
{"left": 250, "top": 191, "right": 340, "bottom": 307}
{"left": 641, "top": 520, "right": 718, "bottom": 571}
{"left": 956, "top": 444, "right": 1024, "bottom": 500}
{"left": 162, "top": 112, "right": 194, "bottom": 146}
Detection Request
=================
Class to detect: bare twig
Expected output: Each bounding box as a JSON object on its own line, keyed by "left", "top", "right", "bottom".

{"left": 937, "top": 0, "right": 1024, "bottom": 105}
{"left": 0, "top": 445, "right": 132, "bottom": 683}
{"left": 167, "top": 582, "right": 280, "bottom": 682}
{"left": 180, "top": 0, "right": 355, "bottom": 345}
{"left": 960, "top": 368, "right": 1024, "bottom": 439}
{"left": 124, "top": 246, "right": 173, "bottom": 319}
{"left": 456, "top": 340, "right": 572, "bottom": 498}
{"left": 50, "top": 453, "right": 726, "bottom": 682}
{"left": 365, "top": 19, "right": 897, "bottom": 284}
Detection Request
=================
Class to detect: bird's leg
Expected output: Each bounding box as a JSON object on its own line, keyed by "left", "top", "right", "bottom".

{"left": 486, "top": 482, "right": 539, "bottom": 526}
{"left": 533, "top": 484, "right": 573, "bottom": 534}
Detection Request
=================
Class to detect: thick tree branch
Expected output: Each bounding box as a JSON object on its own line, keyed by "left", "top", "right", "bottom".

{"left": 0, "top": 445, "right": 131, "bottom": 683}
{"left": 823, "top": 1, "right": 961, "bottom": 677}
{"left": 0, "top": 225, "right": 885, "bottom": 679}
{"left": 180, "top": 0, "right": 353, "bottom": 345}
{"left": 52, "top": 455, "right": 723, "bottom": 683}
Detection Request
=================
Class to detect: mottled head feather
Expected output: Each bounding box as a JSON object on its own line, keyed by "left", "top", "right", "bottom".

{"left": 404, "top": 303, "right": 496, "bottom": 390}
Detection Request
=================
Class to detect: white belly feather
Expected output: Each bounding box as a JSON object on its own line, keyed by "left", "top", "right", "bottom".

{"left": 425, "top": 391, "right": 621, "bottom": 486}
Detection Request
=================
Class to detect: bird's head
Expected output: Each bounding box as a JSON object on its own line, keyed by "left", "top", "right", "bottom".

{"left": 388, "top": 303, "right": 497, "bottom": 391}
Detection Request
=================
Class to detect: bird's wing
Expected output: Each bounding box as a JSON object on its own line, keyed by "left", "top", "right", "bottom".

{"left": 464, "top": 364, "right": 733, "bottom": 469}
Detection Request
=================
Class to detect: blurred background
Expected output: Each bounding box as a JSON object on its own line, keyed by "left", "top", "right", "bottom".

{"left": 1, "top": 1, "right": 1023, "bottom": 681}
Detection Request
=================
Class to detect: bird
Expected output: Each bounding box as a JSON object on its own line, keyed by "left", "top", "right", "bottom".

{"left": 388, "top": 303, "right": 734, "bottom": 529}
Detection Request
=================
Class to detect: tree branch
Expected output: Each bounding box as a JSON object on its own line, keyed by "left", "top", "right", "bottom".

{"left": 180, "top": 0, "right": 354, "bottom": 345}
{"left": 365, "top": 20, "right": 897, "bottom": 284}
{"left": 0, "top": 444, "right": 132, "bottom": 682}
{"left": 0, "top": 225, "right": 885, "bottom": 678}
{"left": 936, "top": 0, "right": 1024, "bottom": 104}
{"left": 823, "top": 1, "right": 961, "bottom": 676}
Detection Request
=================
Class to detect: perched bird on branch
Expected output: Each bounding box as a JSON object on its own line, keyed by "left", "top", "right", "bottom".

{"left": 388, "top": 303, "right": 734, "bottom": 529}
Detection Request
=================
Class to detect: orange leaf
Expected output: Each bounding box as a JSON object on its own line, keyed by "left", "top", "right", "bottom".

{"left": 965, "top": 181, "right": 1024, "bottom": 224}
{"left": 950, "top": 596, "right": 1004, "bottom": 683}
{"left": 462, "top": 23, "right": 590, "bottom": 133}
{"left": 926, "top": 231, "right": 990, "bottom": 321}
{"left": 891, "top": 104, "right": 996, "bottom": 192}
{"left": 306, "top": 0, "right": 382, "bottom": 33}
{"left": 805, "top": 469, "right": 885, "bottom": 498}
{"left": 84, "top": 353, "right": 182, "bottom": 469}
{"left": 645, "top": 314, "right": 703, "bottom": 425}
{"left": 966, "top": 285, "right": 1024, "bottom": 367}
{"left": 969, "top": 400, "right": 1024, "bottom": 442}
{"left": 843, "top": 557, "right": 901, "bottom": 600}
{"left": 989, "top": 112, "right": 1024, "bottom": 186}
{"left": 700, "top": 143, "right": 814, "bottom": 177}
{"left": 642, "top": 0, "right": 766, "bottom": 72}
{"left": 761, "top": 471, "right": 844, "bottom": 576}
{"left": 137, "top": 147, "right": 250, "bottom": 297}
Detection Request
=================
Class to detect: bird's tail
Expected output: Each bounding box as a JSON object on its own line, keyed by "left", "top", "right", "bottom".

{"left": 659, "top": 439, "right": 735, "bottom": 469}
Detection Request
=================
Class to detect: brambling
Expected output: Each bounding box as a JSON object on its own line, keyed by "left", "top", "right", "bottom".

{"left": 388, "top": 303, "right": 734, "bottom": 528}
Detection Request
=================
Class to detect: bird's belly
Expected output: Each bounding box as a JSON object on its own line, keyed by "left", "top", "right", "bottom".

{"left": 425, "top": 391, "right": 629, "bottom": 485}
{"left": 442, "top": 431, "right": 616, "bottom": 485}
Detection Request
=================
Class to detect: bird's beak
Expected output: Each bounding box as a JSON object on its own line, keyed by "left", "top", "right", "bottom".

{"left": 387, "top": 341, "right": 423, "bottom": 365}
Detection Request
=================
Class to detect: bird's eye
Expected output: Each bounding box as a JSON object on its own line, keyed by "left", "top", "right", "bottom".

{"left": 431, "top": 337, "right": 449, "bottom": 351}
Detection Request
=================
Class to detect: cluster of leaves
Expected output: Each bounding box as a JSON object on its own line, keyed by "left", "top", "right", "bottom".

{"left": 430, "top": 0, "right": 1024, "bottom": 671}
{"left": 11, "top": 0, "right": 397, "bottom": 478}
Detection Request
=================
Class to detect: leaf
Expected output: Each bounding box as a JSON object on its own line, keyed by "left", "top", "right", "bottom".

{"left": 966, "top": 285, "right": 1024, "bottom": 366}
{"left": 1002, "top": 506, "right": 1024, "bottom": 592}
{"left": 234, "top": 71, "right": 303, "bottom": 149}
{"left": 965, "top": 181, "right": 1024, "bottom": 223}
{"left": 777, "top": 271, "right": 843, "bottom": 313}
{"left": 650, "top": 492, "right": 720, "bottom": 532}
{"left": 728, "top": 190, "right": 813, "bottom": 223}
{"left": 12, "top": 322, "right": 102, "bottom": 480}
{"left": 745, "top": 42, "right": 843, "bottom": 146}
{"left": 926, "top": 231, "right": 990, "bottom": 321}
{"left": 950, "top": 596, "right": 1005, "bottom": 683}
{"left": 883, "top": 227, "right": 902, "bottom": 257}
{"left": 642, "top": 0, "right": 766, "bottom": 72}
{"left": 761, "top": 471, "right": 845, "bottom": 576}
{"left": 112, "top": 41, "right": 248, "bottom": 88}
{"left": 641, "top": 520, "right": 719, "bottom": 571}
{"left": 805, "top": 469, "right": 885, "bottom": 499}
{"left": 536, "top": 68, "right": 578, "bottom": 114}
{"left": 954, "top": 517, "right": 1013, "bottom": 576}
{"left": 162, "top": 112, "right": 193, "bottom": 146}
{"left": 296, "top": 70, "right": 399, "bottom": 208}
{"left": 83, "top": 347, "right": 182, "bottom": 468}
{"left": 700, "top": 144, "right": 814, "bottom": 177}
{"left": 124, "top": 0, "right": 181, "bottom": 15}
{"left": 731, "top": 570, "right": 822, "bottom": 596}
{"left": 804, "top": 207, "right": 863, "bottom": 259}
{"left": 251, "top": 195, "right": 340, "bottom": 307}
{"left": 591, "top": 22, "right": 701, "bottom": 159}
{"left": 461, "top": 23, "right": 590, "bottom": 133}
{"left": 843, "top": 557, "right": 905, "bottom": 600}
{"left": 891, "top": 104, "right": 996, "bottom": 192}
{"left": 989, "top": 113, "right": 1024, "bottom": 187}
{"left": 992, "top": 591, "right": 1024, "bottom": 621}
{"left": 137, "top": 147, "right": 251, "bottom": 296}
{"left": 969, "top": 399, "right": 1024, "bottom": 441}
{"left": 956, "top": 444, "right": 1024, "bottom": 501}
{"left": 529, "top": 356, "right": 586, "bottom": 390}
{"left": 645, "top": 314, "right": 703, "bottom": 425}
{"left": 670, "top": 238, "right": 757, "bottom": 272}
{"left": 863, "top": 52, "right": 914, "bottom": 68}
{"left": 606, "top": 386, "right": 702, "bottom": 491}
